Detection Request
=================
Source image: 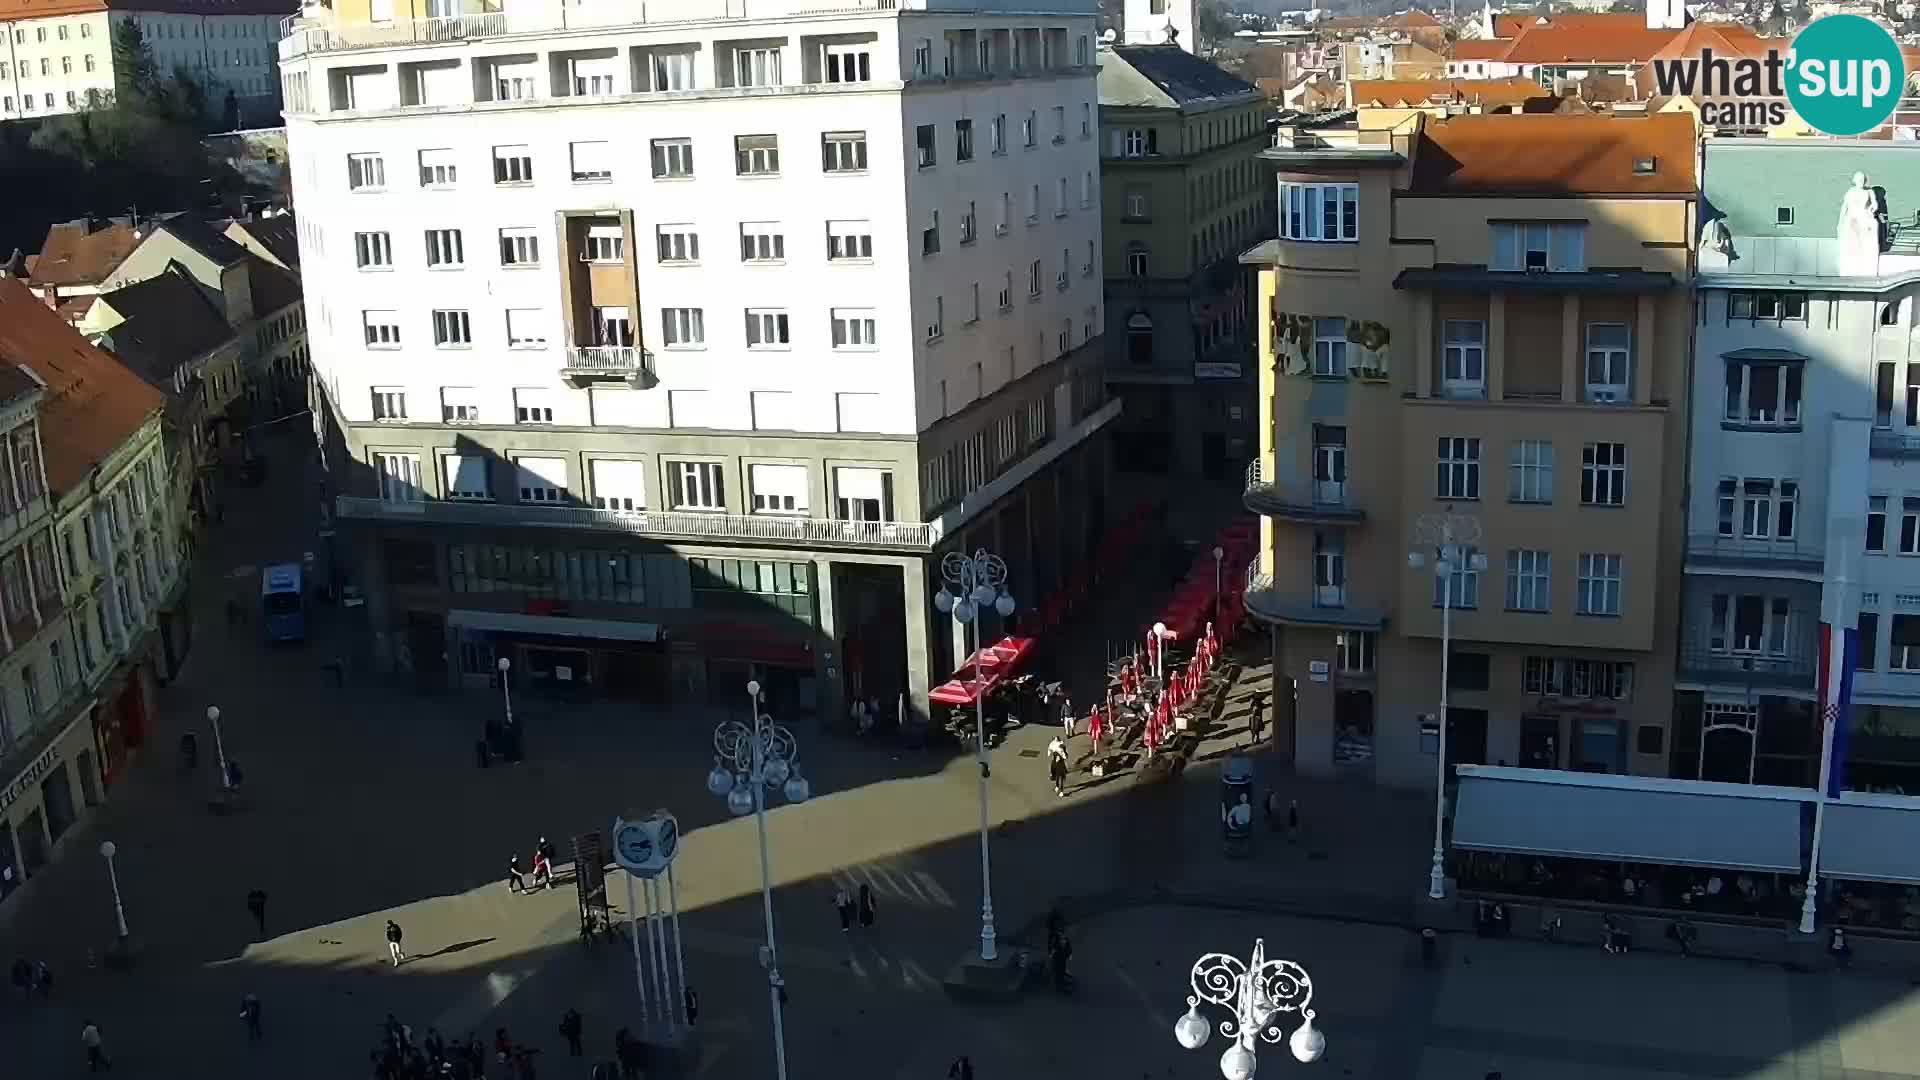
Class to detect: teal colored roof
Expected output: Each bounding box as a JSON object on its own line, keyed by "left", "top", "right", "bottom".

{"left": 1703, "top": 140, "right": 1920, "bottom": 239}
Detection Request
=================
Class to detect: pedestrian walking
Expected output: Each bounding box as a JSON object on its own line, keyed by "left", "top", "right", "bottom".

{"left": 1263, "top": 789, "right": 1281, "bottom": 831}
{"left": 246, "top": 888, "right": 268, "bottom": 936}
{"left": 385, "top": 919, "right": 406, "bottom": 966}
{"left": 1060, "top": 696, "right": 1075, "bottom": 739}
{"left": 614, "top": 1028, "right": 644, "bottom": 1080}
{"left": 538, "top": 836, "right": 557, "bottom": 870}
{"left": 81, "top": 1020, "right": 110, "bottom": 1071}
{"left": 33, "top": 959, "right": 52, "bottom": 999}
{"left": 1087, "top": 706, "right": 1105, "bottom": 757}
{"left": 833, "top": 887, "right": 854, "bottom": 932}
{"left": 948, "top": 1055, "right": 975, "bottom": 1080}
{"left": 239, "top": 992, "right": 263, "bottom": 1041}
{"left": 531, "top": 849, "right": 551, "bottom": 890}
{"left": 682, "top": 985, "right": 699, "bottom": 1027}
{"left": 857, "top": 882, "right": 877, "bottom": 929}
{"left": 1286, "top": 798, "right": 1301, "bottom": 843}
{"left": 506, "top": 855, "right": 525, "bottom": 894}
{"left": 558, "top": 1008, "right": 584, "bottom": 1056}
{"left": 424, "top": 1029, "right": 445, "bottom": 1065}
{"left": 1248, "top": 691, "right": 1268, "bottom": 744}
{"left": 1047, "top": 737, "right": 1068, "bottom": 797}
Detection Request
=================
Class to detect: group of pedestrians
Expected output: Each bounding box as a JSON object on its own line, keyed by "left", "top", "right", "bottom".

{"left": 9, "top": 956, "right": 52, "bottom": 1001}
{"left": 507, "top": 837, "right": 560, "bottom": 894}
{"left": 834, "top": 882, "right": 878, "bottom": 932}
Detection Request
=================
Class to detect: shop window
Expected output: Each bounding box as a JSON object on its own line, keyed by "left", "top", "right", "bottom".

{"left": 1446, "top": 650, "right": 1489, "bottom": 691}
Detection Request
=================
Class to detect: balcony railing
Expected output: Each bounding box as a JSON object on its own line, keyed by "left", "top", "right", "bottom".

{"left": 1243, "top": 562, "right": 1386, "bottom": 629}
{"left": 1870, "top": 429, "right": 1920, "bottom": 458}
{"left": 1243, "top": 460, "right": 1364, "bottom": 523}
{"left": 1676, "top": 646, "right": 1817, "bottom": 690}
{"left": 1683, "top": 533, "right": 1824, "bottom": 573}
{"left": 336, "top": 496, "right": 936, "bottom": 551}
{"left": 560, "top": 346, "right": 656, "bottom": 387}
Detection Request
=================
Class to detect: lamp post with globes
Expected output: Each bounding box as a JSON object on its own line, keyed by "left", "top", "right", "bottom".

{"left": 1212, "top": 545, "right": 1226, "bottom": 624}
{"left": 497, "top": 656, "right": 514, "bottom": 728}
{"left": 1172, "top": 937, "right": 1325, "bottom": 1079}
{"left": 933, "top": 548, "right": 1016, "bottom": 964}
{"left": 1407, "top": 510, "right": 1486, "bottom": 901}
{"left": 706, "top": 680, "right": 810, "bottom": 1080}
{"left": 206, "top": 705, "right": 231, "bottom": 792}
{"left": 99, "top": 840, "right": 130, "bottom": 965}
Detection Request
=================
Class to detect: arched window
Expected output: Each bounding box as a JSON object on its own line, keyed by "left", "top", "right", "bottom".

{"left": 1126, "top": 312, "right": 1154, "bottom": 366}
{"left": 1125, "top": 242, "right": 1150, "bottom": 278}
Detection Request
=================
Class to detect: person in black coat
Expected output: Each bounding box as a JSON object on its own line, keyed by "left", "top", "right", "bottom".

{"left": 857, "top": 883, "right": 877, "bottom": 929}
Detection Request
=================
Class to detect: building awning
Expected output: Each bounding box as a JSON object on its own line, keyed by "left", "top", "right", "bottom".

{"left": 1817, "top": 795, "right": 1920, "bottom": 886}
{"left": 1393, "top": 267, "right": 1676, "bottom": 294}
{"left": 447, "top": 609, "right": 660, "bottom": 643}
{"left": 1451, "top": 766, "right": 1807, "bottom": 873}
{"left": 929, "top": 636, "right": 1036, "bottom": 706}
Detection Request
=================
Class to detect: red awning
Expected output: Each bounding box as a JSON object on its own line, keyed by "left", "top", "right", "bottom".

{"left": 928, "top": 636, "right": 1036, "bottom": 707}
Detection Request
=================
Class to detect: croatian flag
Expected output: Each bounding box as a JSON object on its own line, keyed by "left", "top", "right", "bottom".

{"left": 1814, "top": 623, "right": 1857, "bottom": 799}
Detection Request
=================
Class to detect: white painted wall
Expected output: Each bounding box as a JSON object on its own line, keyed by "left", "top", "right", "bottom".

{"left": 0, "top": 10, "right": 281, "bottom": 121}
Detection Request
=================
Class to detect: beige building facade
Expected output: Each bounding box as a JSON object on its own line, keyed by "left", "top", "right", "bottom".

{"left": 1245, "top": 112, "right": 1696, "bottom": 789}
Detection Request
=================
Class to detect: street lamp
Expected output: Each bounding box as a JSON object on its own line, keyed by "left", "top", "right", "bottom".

{"left": 933, "top": 548, "right": 1015, "bottom": 964}
{"left": 1173, "top": 937, "right": 1324, "bottom": 1079}
{"left": 1151, "top": 621, "right": 1172, "bottom": 682}
{"left": 1213, "top": 545, "right": 1226, "bottom": 624}
{"left": 706, "top": 680, "right": 810, "bottom": 1080}
{"left": 99, "top": 841, "right": 128, "bottom": 942}
{"left": 496, "top": 656, "right": 514, "bottom": 730}
{"left": 1408, "top": 510, "right": 1485, "bottom": 901}
{"left": 205, "top": 705, "right": 230, "bottom": 792}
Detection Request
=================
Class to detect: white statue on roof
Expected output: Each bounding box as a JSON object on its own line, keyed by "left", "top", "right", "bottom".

{"left": 1838, "top": 171, "right": 1884, "bottom": 276}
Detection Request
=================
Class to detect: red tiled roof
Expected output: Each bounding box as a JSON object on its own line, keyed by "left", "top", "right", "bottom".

{"left": 0, "top": 279, "right": 164, "bottom": 495}
{"left": 1351, "top": 76, "right": 1551, "bottom": 108}
{"left": 1498, "top": 24, "right": 1683, "bottom": 65}
{"left": 28, "top": 220, "right": 140, "bottom": 289}
{"left": 1493, "top": 12, "right": 1652, "bottom": 37}
{"left": 1452, "top": 39, "right": 1514, "bottom": 61}
{"left": 1409, "top": 112, "right": 1697, "bottom": 196}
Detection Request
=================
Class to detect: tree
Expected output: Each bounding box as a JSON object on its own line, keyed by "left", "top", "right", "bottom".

{"left": 110, "top": 18, "right": 158, "bottom": 106}
{"left": 222, "top": 89, "right": 239, "bottom": 132}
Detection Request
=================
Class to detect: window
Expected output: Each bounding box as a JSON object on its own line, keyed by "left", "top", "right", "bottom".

{"left": 925, "top": 296, "right": 944, "bottom": 341}
{"left": 1491, "top": 222, "right": 1586, "bottom": 272}
{"left": 671, "top": 461, "right": 726, "bottom": 510}
{"left": 1893, "top": 614, "right": 1920, "bottom": 670}
{"left": 513, "top": 388, "right": 554, "bottom": 425}
{"left": 733, "top": 45, "right": 781, "bottom": 86}
{"left": 354, "top": 231, "right": 392, "bottom": 269}
{"left": 827, "top": 220, "right": 872, "bottom": 261}
{"left": 999, "top": 272, "right": 1014, "bottom": 311}
{"left": 1858, "top": 611, "right": 1880, "bottom": 671}
{"left": 1120, "top": 127, "right": 1156, "bottom": 156}
{"left": 915, "top": 123, "right": 936, "bottom": 168}
{"left": 362, "top": 310, "right": 401, "bottom": 348}
{"left": 582, "top": 224, "right": 624, "bottom": 263}
{"left": 592, "top": 306, "right": 633, "bottom": 347}
{"left": 1727, "top": 291, "right": 1808, "bottom": 322}
{"left": 1312, "top": 317, "right": 1347, "bottom": 377}
{"left": 832, "top": 308, "right": 877, "bottom": 348}
{"left": 968, "top": 283, "right": 981, "bottom": 322}
{"left": 440, "top": 386, "right": 479, "bottom": 423}
{"left": 569, "top": 140, "right": 612, "bottom": 182}
{"left": 1508, "top": 440, "right": 1553, "bottom": 504}
{"left": 370, "top": 387, "right": 406, "bottom": 421}
{"left": 1028, "top": 259, "right": 1043, "bottom": 297}
{"left": 1723, "top": 361, "right": 1802, "bottom": 426}
{"left": 515, "top": 457, "right": 567, "bottom": 503}
{"left": 922, "top": 211, "right": 941, "bottom": 256}
{"left": 493, "top": 61, "right": 536, "bottom": 99}
{"left": 652, "top": 50, "right": 696, "bottom": 90}
{"left": 649, "top": 224, "right": 698, "bottom": 264}
{"left": 991, "top": 113, "right": 1007, "bottom": 154}
{"left": 1580, "top": 443, "right": 1626, "bottom": 506}
{"left": 833, "top": 467, "right": 893, "bottom": 523}
{"left": 1054, "top": 176, "right": 1069, "bottom": 217}
{"left": 1051, "top": 105, "right": 1065, "bottom": 142}
{"left": 746, "top": 463, "right": 808, "bottom": 515}
{"left": 590, "top": 459, "right": 646, "bottom": 512}
{"left": 662, "top": 307, "right": 705, "bottom": 347}
{"left": 1124, "top": 188, "right": 1150, "bottom": 220}
{"left": 960, "top": 202, "right": 977, "bottom": 244}
{"left": 1313, "top": 531, "right": 1345, "bottom": 607}
{"left": 650, "top": 138, "right": 693, "bottom": 178}
{"left": 913, "top": 37, "right": 932, "bottom": 76}
{"left": 1023, "top": 109, "right": 1036, "bottom": 147}
{"left": 1576, "top": 553, "right": 1623, "bottom": 616}
{"left": 745, "top": 309, "right": 790, "bottom": 348}
{"left": 1506, "top": 549, "right": 1551, "bottom": 612}
{"left": 734, "top": 134, "right": 779, "bottom": 175}
{"left": 431, "top": 309, "right": 471, "bottom": 347}
{"left": 492, "top": 144, "right": 533, "bottom": 184}
{"left": 1027, "top": 182, "right": 1040, "bottom": 223}
{"left": 375, "top": 453, "right": 422, "bottom": 504}
{"left": 1583, "top": 324, "right": 1630, "bottom": 402}
{"left": 1523, "top": 657, "right": 1635, "bottom": 701}
{"left": 499, "top": 227, "right": 539, "bottom": 267}
{"left": 424, "top": 228, "right": 464, "bottom": 268}
{"left": 1441, "top": 321, "right": 1485, "bottom": 396}
{"left": 505, "top": 309, "right": 546, "bottom": 349}
{"left": 1125, "top": 243, "right": 1150, "bottom": 278}
{"left": 1279, "top": 182, "right": 1358, "bottom": 242}
{"left": 442, "top": 454, "right": 491, "bottom": 501}
{"left": 822, "top": 131, "right": 867, "bottom": 172}
{"left": 1436, "top": 437, "right": 1481, "bottom": 500}
{"left": 347, "top": 153, "right": 385, "bottom": 191}
{"left": 956, "top": 118, "right": 974, "bottom": 161}
{"left": 1338, "top": 630, "right": 1375, "bottom": 674}
{"left": 417, "top": 147, "right": 457, "bottom": 187}
{"left": 1433, "top": 546, "right": 1482, "bottom": 609}
{"left": 822, "top": 42, "right": 870, "bottom": 82}
{"left": 570, "top": 56, "right": 617, "bottom": 95}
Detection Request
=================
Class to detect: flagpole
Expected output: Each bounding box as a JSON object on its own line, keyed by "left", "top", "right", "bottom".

{"left": 1800, "top": 547, "right": 1853, "bottom": 935}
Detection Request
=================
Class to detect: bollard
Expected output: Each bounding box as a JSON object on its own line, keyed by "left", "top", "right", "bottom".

{"left": 1420, "top": 928, "right": 1438, "bottom": 968}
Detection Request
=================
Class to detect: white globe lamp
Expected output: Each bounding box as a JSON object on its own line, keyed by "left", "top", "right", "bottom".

{"left": 1219, "top": 1042, "right": 1257, "bottom": 1080}
{"left": 783, "top": 774, "right": 811, "bottom": 804}
{"left": 706, "top": 762, "right": 734, "bottom": 797}
{"left": 1174, "top": 1005, "right": 1211, "bottom": 1050}
{"left": 933, "top": 589, "right": 954, "bottom": 614}
{"left": 763, "top": 756, "right": 791, "bottom": 787}
{"left": 953, "top": 599, "right": 976, "bottom": 623}
{"left": 726, "top": 784, "right": 755, "bottom": 817}
{"left": 994, "top": 593, "right": 1015, "bottom": 617}
{"left": 1289, "top": 1016, "right": 1326, "bottom": 1064}
{"left": 971, "top": 583, "right": 996, "bottom": 606}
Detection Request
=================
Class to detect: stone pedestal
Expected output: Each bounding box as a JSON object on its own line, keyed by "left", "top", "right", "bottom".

{"left": 941, "top": 945, "right": 1026, "bottom": 1003}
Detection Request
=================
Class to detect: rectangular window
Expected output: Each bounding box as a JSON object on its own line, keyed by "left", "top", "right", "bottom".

{"left": 1859, "top": 612, "right": 1880, "bottom": 671}
{"left": 582, "top": 224, "right": 624, "bottom": 263}
{"left": 915, "top": 123, "right": 937, "bottom": 168}
{"left": 745, "top": 309, "right": 790, "bottom": 348}
{"left": 656, "top": 224, "right": 699, "bottom": 263}
{"left": 362, "top": 310, "right": 401, "bottom": 348}
{"left": 739, "top": 223, "right": 783, "bottom": 262}
{"left": 417, "top": 147, "right": 457, "bottom": 187}
{"left": 650, "top": 137, "right": 693, "bottom": 178}
{"left": 734, "top": 134, "right": 779, "bottom": 176}
{"left": 1491, "top": 221, "right": 1586, "bottom": 272}
{"left": 1728, "top": 290, "right": 1809, "bottom": 322}
{"left": 513, "top": 388, "right": 554, "bottom": 425}
{"left": 662, "top": 307, "right": 705, "bottom": 347}
{"left": 834, "top": 467, "right": 893, "bottom": 523}
{"left": 442, "top": 453, "right": 491, "bottom": 500}
{"left": 1506, "top": 549, "right": 1551, "bottom": 612}
{"left": 652, "top": 50, "right": 696, "bottom": 90}
{"left": 505, "top": 309, "right": 546, "bottom": 349}
{"left": 1580, "top": 442, "right": 1626, "bottom": 506}
{"left": 514, "top": 456, "right": 567, "bottom": 503}
{"left": 1723, "top": 361, "right": 1803, "bottom": 426}
{"left": 991, "top": 113, "right": 1007, "bottom": 154}
{"left": 1869, "top": 495, "right": 1888, "bottom": 552}
{"left": 431, "top": 309, "right": 471, "bottom": 347}
{"left": 347, "top": 152, "right": 385, "bottom": 191}
{"left": 1441, "top": 320, "right": 1486, "bottom": 396}
{"left": 354, "top": 231, "right": 392, "bottom": 269}
{"left": 832, "top": 308, "right": 877, "bottom": 349}
{"left": 749, "top": 463, "right": 808, "bottom": 515}
{"left": 1338, "top": 630, "right": 1376, "bottom": 674}
{"left": 569, "top": 140, "right": 612, "bottom": 182}
{"left": 590, "top": 459, "right": 646, "bottom": 512}
{"left": 827, "top": 220, "right": 872, "bottom": 261}
{"left": 492, "top": 144, "right": 533, "bottom": 184}
{"left": 1508, "top": 440, "right": 1553, "bottom": 504}
{"left": 498, "top": 227, "right": 539, "bottom": 267}
{"left": 926, "top": 295, "right": 944, "bottom": 341}
{"left": 822, "top": 131, "right": 867, "bottom": 173}
{"left": 671, "top": 461, "right": 726, "bottom": 510}
{"left": 424, "top": 228, "right": 464, "bottom": 268}
{"left": 374, "top": 452, "right": 422, "bottom": 504}
{"left": 1279, "top": 182, "right": 1358, "bottom": 242}
{"left": 1902, "top": 497, "right": 1920, "bottom": 555}
{"left": 1312, "top": 317, "right": 1347, "bottom": 376}
{"left": 569, "top": 56, "right": 617, "bottom": 96}
{"left": 956, "top": 118, "right": 974, "bottom": 161}
{"left": 822, "top": 42, "right": 871, "bottom": 83}
{"left": 960, "top": 202, "right": 977, "bottom": 244}
{"left": 1433, "top": 546, "right": 1481, "bottom": 609}
{"left": 733, "top": 45, "right": 781, "bottom": 87}
{"left": 1583, "top": 324, "right": 1631, "bottom": 402}
{"left": 370, "top": 386, "right": 406, "bottom": 421}
{"left": 1893, "top": 614, "right": 1920, "bottom": 671}
{"left": 1576, "top": 553, "right": 1623, "bottom": 616}
{"left": 440, "top": 386, "right": 479, "bottom": 423}
{"left": 922, "top": 210, "right": 941, "bottom": 256}
{"left": 592, "top": 306, "right": 633, "bottom": 347}
{"left": 1436, "top": 436, "right": 1481, "bottom": 500}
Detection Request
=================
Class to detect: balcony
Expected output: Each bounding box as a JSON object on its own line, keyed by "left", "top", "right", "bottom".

{"left": 1243, "top": 564, "right": 1385, "bottom": 630}
{"left": 1676, "top": 646, "right": 1816, "bottom": 692}
{"left": 1870, "top": 430, "right": 1920, "bottom": 459}
{"left": 335, "top": 496, "right": 936, "bottom": 552}
{"left": 1243, "top": 461, "right": 1364, "bottom": 524}
{"left": 1683, "top": 533, "right": 1824, "bottom": 576}
{"left": 560, "top": 346, "right": 656, "bottom": 389}
{"left": 281, "top": 0, "right": 913, "bottom": 60}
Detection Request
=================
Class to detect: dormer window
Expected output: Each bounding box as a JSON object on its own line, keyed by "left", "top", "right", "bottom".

{"left": 1631, "top": 156, "right": 1657, "bottom": 175}
{"left": 1491, "top": 222, "right": 1585, "bottom": 272}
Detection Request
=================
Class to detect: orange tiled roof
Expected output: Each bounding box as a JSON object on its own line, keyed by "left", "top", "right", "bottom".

{"left": 1632, "top": 24, "right": 1786, "bottom": 96}
{"left": 0, "top": 279, "right": 164, "bottom": 495}
{"left": 1409, "top": 112, "right": 1696, "bottom": 196}
{"left": 1452, "top": 39, "right": 1515, "bottom": 61}
{"left": 1351, "top": 76, "right": 1550, "bottom": 108}
{"left": 1493, "top": 12, "right": 1652, "bottom": 37}
{"left": 28, "top": 220, "right": 140, "bottom": 289}
{"left": 1388, "top": 10, "right": 1442, "bottom": 27}
{"left": 1498, "top": 24, "right": 1683, "bottom": 65}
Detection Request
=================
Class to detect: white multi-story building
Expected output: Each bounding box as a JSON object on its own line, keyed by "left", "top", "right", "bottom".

{"left": 0, "top": 0, "right": 289, "bottom": 123}
{"left": 279, "top": 0, "right": 1115, "bottom": 723}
